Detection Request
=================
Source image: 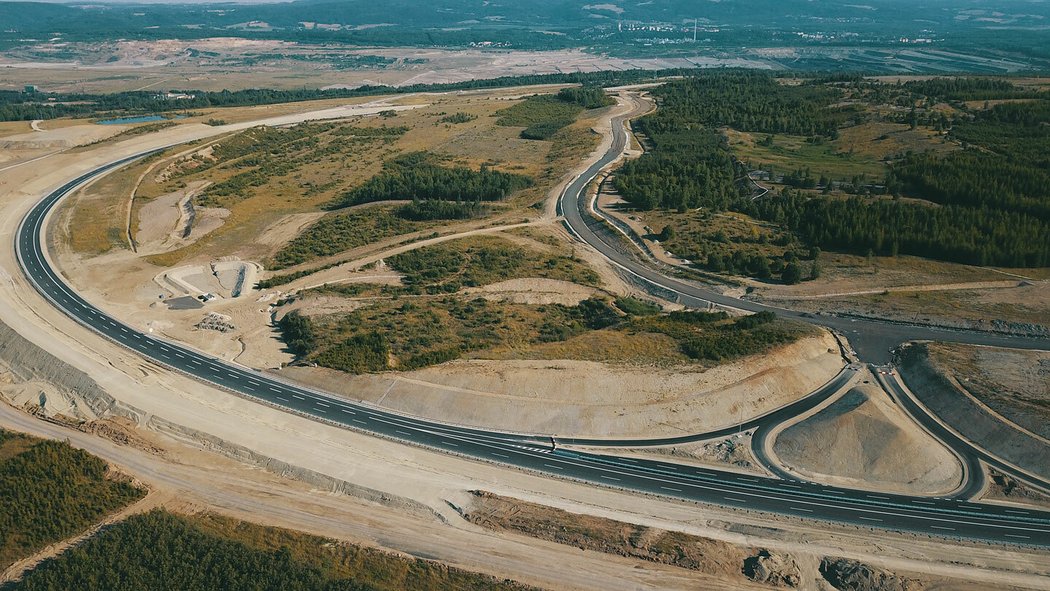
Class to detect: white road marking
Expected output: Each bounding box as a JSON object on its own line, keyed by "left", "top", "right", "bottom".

{"left": 930, "top": 525, "right": 955, "bottom": 531}
{"left": 1005, "top": 534, "right": 1030, "bottom": 539}
{"left": 492, "top": 452, "right": 510, "bottom": 459}
{"left": 599, "top": 475, "right": 620, "bottom": 482}
{"left": 291, "top": 394, "right": 305, "bottom": 400}
{"left": 544, "top": 464, "right": 564, "bottom": 471}
{"left": 660, "top": 486, "right": 682, "bottom": 492}
{"left": 442, "top": 440, "right": 458, "bottom": 447}
{"left": 860, "top": 516, "right": 882, "bottom": 522}
{"left": 867, "top": 494, "right": 890, "bottom": 500}
{"left": 316, "top": 401, "right": 330, "bottom": 408}
{"left": 790, "top": 506, "right": 813, "bottom": 513}
{"left": 275, "top": 396, "right": 289, "bottom": 402}
{"left": 352, "top": 419, "right": 367, "bottom": 425}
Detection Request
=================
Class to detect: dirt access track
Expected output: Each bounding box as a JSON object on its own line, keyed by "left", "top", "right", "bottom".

{"left": 1, "top": 93, "right": 1048, "bottom": 589}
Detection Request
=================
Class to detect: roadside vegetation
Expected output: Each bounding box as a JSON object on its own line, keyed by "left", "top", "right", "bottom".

{"left": 617, "top": 72, "right": 1050, "bottom": 275}
{"left": 276, "top": 236, "right": 810, "bottom": 373}
{"left": 387, "top": 235, "right": 601, "bottom": 293}
{"left": 269, "top": 205, "right": 429, "bottom": 269}
{"left": 0, "top": 429, "right": 145, "bottom": 570}
{"left": 497, "top": 86, "right": 614, "bottom": 140}
{"left": 196, "top": 124, "right": 408, "bottom": 208}
{"left": 6, "top": 510, "right": 537, "bottom": 591}
{"left": 325, "top": 151, "right": 532, "bottom": 209}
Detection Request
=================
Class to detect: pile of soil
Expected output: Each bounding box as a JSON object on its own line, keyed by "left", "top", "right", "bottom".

{"left": 773, "top": 385, "right": 962, "bottom": 494}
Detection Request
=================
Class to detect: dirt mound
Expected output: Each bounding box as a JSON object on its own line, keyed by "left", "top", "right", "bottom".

{"left": 744, "top": 550, "right": 802, "bottom": 587}
{"left": 773, "top": 385, "right": 962, "bottom": 495}
{"left": 820, "top": 558, "right": 918, "bottom": 591}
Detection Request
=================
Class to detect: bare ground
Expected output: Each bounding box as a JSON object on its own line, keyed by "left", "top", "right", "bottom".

{"left": 771, "top": 383, "right": 964, "bottom": 496}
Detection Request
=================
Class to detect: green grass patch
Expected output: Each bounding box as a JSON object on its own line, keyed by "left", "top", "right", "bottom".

{"left": 496, "top": 95, "right": 584, "bottom": 140}
{"left": 326, "top": 152, "right": 532, "bottom": 209}
{"left": 387, "top": 235, "right": 601, "bottom": 293}
{"left": 269, "top": 206, "right": 428, "bottom": 270}
{"left": 0, "top": 429, "right": 145, "bottom": 570}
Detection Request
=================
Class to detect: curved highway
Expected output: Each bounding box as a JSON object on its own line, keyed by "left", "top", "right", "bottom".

{"left": 557, "top": 97, "right": 1050, "bottom": 365}
{"left": 12, "top": 130, "right": 1050, "bottom": 548}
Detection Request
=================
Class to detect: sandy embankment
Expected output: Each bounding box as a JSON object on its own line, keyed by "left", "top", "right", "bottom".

{"left": 278, "top": 329, "right": 844, "bottom": 438}
{"left": 770, "top": 383, "right": 963, "bottom": 496}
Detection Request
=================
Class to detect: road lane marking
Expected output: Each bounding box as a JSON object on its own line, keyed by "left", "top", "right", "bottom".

{"left": 912, "top": 500, "right": 936, "bottom": 506}
{"left": 352, "top": 419, "right": 367, "bottom": 425}
{"left": 660, "top": 486, "right": 682, "bottom": 492}
{"left": 544, "top": 464, "right": 564, "bottom": 471}
{"left": 269, "top": 387, "right": 282, "bottom": 393}
{"left": 291, "top": 394, "right": 305, "bottom": 400}
{"left": 860, "top": 516, "right": 882, "bottom": 522}
{"left": 395, "top": 430, "right": 411, "bottom": 436}
{"left": 930, "top": 525, "right": 955, "bottom": 531}
{"left": 275, "top": 396, "right": 289, "bottom": 402}
{"left": 1005, "top": 510, "right": 1030, "bottom": 515}
{"left": 441, "top": 440, "right": 458, "bottom": 447}
{"left": 316, "top": 401, "right": 330, "bottom": 408}
{"left": 1005, "top": 534, "right": 1030, "bottom": 539}
{"left": 790, "top": 506, "right": 813, "bottom": 513}
{"left": 492, "top": 453, "right": 510, "bottom": 459}
{"left": 866, "top": 494, "right": 890, "bottom": 500}
{"left": 599, "top": 475, "right": 620, "bottom": 481}
{"left": 722, "top": 496, "right": 745, "bottom": 503}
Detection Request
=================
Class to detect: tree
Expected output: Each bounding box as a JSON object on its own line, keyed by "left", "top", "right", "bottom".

{"left": 809, "top": 259, "right": 822, "bottom": 280}
{"left": 781, "top": 261, "right": 803, "bottom": 284}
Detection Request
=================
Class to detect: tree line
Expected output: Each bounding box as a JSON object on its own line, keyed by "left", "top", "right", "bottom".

{"left": 326, "top": 152, "right": 532, "bottom": 209}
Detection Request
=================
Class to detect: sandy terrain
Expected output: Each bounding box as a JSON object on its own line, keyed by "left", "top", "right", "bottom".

{"left": 770, "top": 383, "right": 964, "bottom": 496}
{"left": 134, "top": 181, "right": 228, "bottom": 254}
{"left": 279, "top": 330, "right": 844, "bottom": 438}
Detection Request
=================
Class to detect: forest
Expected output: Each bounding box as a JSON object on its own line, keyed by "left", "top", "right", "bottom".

{"left": 4, "top": 510, "right": 535, "bottom": 591}
{"left": 616, "top": 72, "right": 1050, "bottom": 268}
{"left": 0, "top": 429, "right": 145, "bottom": 570}
{"left": 326, "top": 152, "right": 532, "bottom": 209}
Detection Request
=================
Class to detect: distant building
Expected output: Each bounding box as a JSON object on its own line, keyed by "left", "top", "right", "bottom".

{"left": 153, "top": 92, "right": 197, "bottom": 101}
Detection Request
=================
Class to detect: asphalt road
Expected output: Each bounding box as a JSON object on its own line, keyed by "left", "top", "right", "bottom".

{"left": 878, "top": 370, "right": 1050, "bottom": 496}
{"left": 11, "top": 143, "right": 1050, "bottom": 547}
{"left": 557, "top": 100, "right": 1050, "bottom": 364}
